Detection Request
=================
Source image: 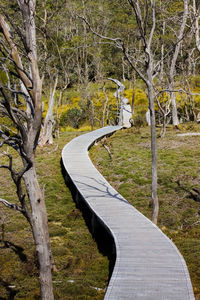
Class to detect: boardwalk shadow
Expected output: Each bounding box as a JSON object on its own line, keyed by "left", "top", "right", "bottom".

{"left": 61, "top": 160, "right": 116, "bottom": 281}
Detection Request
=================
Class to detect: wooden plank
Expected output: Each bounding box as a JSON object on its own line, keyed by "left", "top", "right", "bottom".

{"left": 62, "top": 126, "right": 195, "bottom": 300}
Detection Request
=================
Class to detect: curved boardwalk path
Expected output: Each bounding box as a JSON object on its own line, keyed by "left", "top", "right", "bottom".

{"left": 62, "top": 126, "right": 194, "bottom": 300}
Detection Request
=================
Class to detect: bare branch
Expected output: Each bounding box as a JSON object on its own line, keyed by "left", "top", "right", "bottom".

{"left": 0, "top": 14, "right": 34, "bottom": 101}
{"left": 0, "top": 198, "right": 24, "bottom": 213}
{"left": 121, "top": 42, "right": 147, "bottom": 82}
{"left": 0, "top": 3, "right": 28, "bottom": 51}
{"left": 127, "top": 0, "right": 147, "bottom": 48}
{"left": 0, "top": 129, "right": 20, "bottom": 151}
{"left": 0, "top": 124, "right": 18, "bottom": 136}
{"left": 77, "top": 15, "right": 123, "bottom": 48}
{"left": 155, "top": 88, "right": 200, "bottom": 98}
{"left": 192, "top": 0, "right": 200, "bottom": 52}
{"left": 147, "top": 0, "right": 156, "bottom": 51}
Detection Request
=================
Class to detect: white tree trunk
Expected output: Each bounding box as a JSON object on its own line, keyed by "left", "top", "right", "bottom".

{"left": 147, "top": 68, "right": 159, "bottom": 224}
{"left": 39, "top": 76, "right": 58, "bottom": 146}
{"left": 102, "top": 85, "right": 109, "bottom": 126}
{"left": 193, "top": 0, "right": 200, "bottom": 53}
{"left": 23, "top": 166, "right": 54, "bottom": 300}
{"left": 0, "top": 3, "right": 55, "bottom": 299}
{"left": 169, "top": 82, "right": 179, "bottom": 126}
{"left": 169, "top": 0, "right": 188, "bottom": 126}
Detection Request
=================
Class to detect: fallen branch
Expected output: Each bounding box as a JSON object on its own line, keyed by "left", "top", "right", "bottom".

{"left": 185, "top": 219, "right": 200, "bottom": 229}
{"left": 101, "top": 140, "right": 112, "bottom": 160}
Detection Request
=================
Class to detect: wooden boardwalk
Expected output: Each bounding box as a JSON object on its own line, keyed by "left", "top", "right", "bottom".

{"left": 62, "top": 126, "right": 195, "bottom": 300}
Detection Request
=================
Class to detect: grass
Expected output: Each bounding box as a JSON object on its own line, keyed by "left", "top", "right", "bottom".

{"left": 0, "top": 131, "right": 108, "bottom": 300}
{"left": 90, "top": 123, "right": 200, "bottom": 300}
{"left": 1, "top": 123, "right": 200, "bottom": 299}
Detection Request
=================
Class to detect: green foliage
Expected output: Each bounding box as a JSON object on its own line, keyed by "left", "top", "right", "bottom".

{"left": 60, "top": 107, "right": 84, "bottom": 128}
{"left": 191, "top": 76, "right": 200, "bottom": 89}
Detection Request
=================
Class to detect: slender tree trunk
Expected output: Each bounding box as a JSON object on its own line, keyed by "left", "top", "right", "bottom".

{"left": 90, "top": 99, "right": 94, "bottom": 130}
{"left": 169, "top": 0, "right": 188, "bottom": 126}
{"left": 160, "top": 21, "right": 166, "bottom": 81}
{"left": 160, "top": 114, "right": 167, "bottom": 138}
{"left": 102, "top": 85, "right": 109, "bottom": 127}
{"left": 23, "top": 165, "right": 54, "bottom": 300}
{"left": 183, "top": 80, "right": 190, "bottom": 121}
{"left": 169, "top": 82, "right": 179, "bottom": 126}
{"left": 39, "top": 76, "right": 58, "bottom": 146}
{"left": 146, "top": 57, "right": 159, "bottom": 224}
{"left": 184, "top": 96, "right": 190, "bottom": 122}
{"left": 147, "top": 82, "right": 159, "bottom": 224}
{"left": 122, "top": 56, "right": 126, "bottom": 81}
{"left": 193, "top": 0, "right": 200, "bottom": 53}
{"left": 131, "top": 73, "right": 136, "bottom": 114}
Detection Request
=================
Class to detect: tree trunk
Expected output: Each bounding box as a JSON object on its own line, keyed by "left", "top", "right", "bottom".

{"left": 0, "top": 3, "right": 55, "bottom": 299}
{"left": 169, "top": 0, "right": 188, "bottom": 127}
{"left": 148, "top": 87, "right": 159, "bottom": 224}
{"left": 147, "top": 64, "right": 159, "bottom": 224}
{"left": 23, "top": 165, "right": 54, "bottom": 300}
{"left": 102, "top": 85, "right": 109, "bottom": 127}
{"left": 160, "top": 21, "right": 166, "bottom": 81}
{"left": 160, "top": 114, "right": 167, "bottom": 138}
{"left": 193, "top": 0, "right": 200, "bottom": 53}
{"left": 169, "top": 82, "right": 179, "bottom": 127}
{"left": 131, "top": 73, "right": 136, "bottom": 114}
{"left": 90, "top": 99, "right": 94, "bottom": 131}
{"left": 39, "top": 76, "right": 58, "bottom": 146}
{"left": 186, "top": 79, "right": 197, "bottom": 121}
{"left": 122, "top": 56, "right": 126, "bottom": 81}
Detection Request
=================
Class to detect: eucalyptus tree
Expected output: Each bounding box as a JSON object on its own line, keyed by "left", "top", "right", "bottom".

{"left": 79, "top": 0, "right": 194, "bottom": 223}
{"left": 167, "top": 0, "right": 189, "bottom": 127}
{"left": 192, "top": 0, "right": 200, "bottom": 53}
{"left": 79, "top": 0, "right": 160, "bottom": 223}
{"left": 125, "top": 0, "right": 159, "bottom": 223}
{"left": 0, "top": 1, "right": 54, "bottom": 299}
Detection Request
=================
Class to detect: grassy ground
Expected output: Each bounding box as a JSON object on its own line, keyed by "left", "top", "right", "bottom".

{"left": 0, "top": 131, "right": 109, "bottom": 300}
{"left": 90, "top": 123, "right": 200, "bottom": 300}
{"left": 1, "top": 124, "right": 200, "bottom": 299}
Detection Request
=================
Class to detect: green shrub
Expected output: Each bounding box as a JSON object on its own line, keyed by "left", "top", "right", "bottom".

{"left": 60, "top": 108, "right": 84, "bottom": 129}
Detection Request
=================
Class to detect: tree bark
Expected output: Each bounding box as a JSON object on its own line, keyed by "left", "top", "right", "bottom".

{"left": 193, "top": 0, "right": 200, "bottom": 53}
{"left": 0, "top": 2, "right": 54, "bottom": 299}
{"left": 169, "top": 0, "right": 188, "bottom": 127}
{"left": 23, "top": 165, "right": 54, "bottom": 300}
{"left": 131, "top": 73, "right": 136, "bottom": 114}
{"left": 169, "top": 82, "right": 179, "bottom": 126}
{"left": 147, "top": 72, "right": 159, "bottom": 224}
{"left": 39, "top": 76, "right": 58, "bottom": 146}
{"left": 102, "top": 85, "right": 109, "bottom": 127}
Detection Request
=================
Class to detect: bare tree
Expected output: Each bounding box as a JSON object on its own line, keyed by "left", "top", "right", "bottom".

{"left": 192, "top": 0, "right": 200, "bottom": 53}
{"left": 155, "top": 92, "right": 171, "bottom": 138}
{"left": 0, "top": 2, "right": 54, "bottom": 299}
{"left": 79, "top": 0, "right": 159, "bottom": 223}
{"left": 39, "top": 75, "right": 58, "bottom": 146}
{"left": 168, "top": 0, "right": 189, "bottom": 127}
{"left": 119, "top": 0, "right": 158, "bottom": 223}
{"left": 102, "top": 83, "right": 109, "bottom": 127}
